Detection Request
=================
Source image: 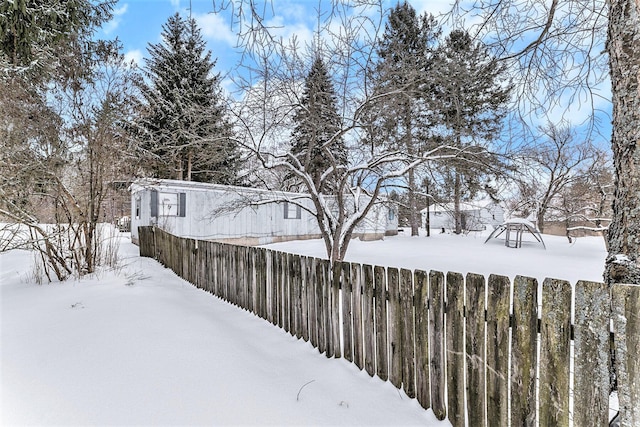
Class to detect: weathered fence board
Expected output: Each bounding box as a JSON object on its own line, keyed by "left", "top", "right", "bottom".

{"left": 301, "top": 256, "right": 310, "bottom": 342}
{"left": 573, "top": 280, "right": 610, "bottom": 427}
{"left": 486, "top": 274, "right": 510, "bottom": 427}
{"left": 414, "top": 269, "right": 430, "bottom": 409}
{"left": 401, "top": 268, "right": 416, "bottom": 398}
{"left": 331, "top": 262, "right": 341, "bottom": 358}
{"left": 322, "top": 260, "right": 333, "bottom": 358}
{"left": 316, "top": 259, "right": 326, "bottom": 354}
{"left": 510, "top": 275, "right": 538, "bottom": 427}
{"left": 352, "top": 262, "right": 364, "bottom": 370}
{"left": 465, "top": 272, "right": 486, "bottom": 427}
{"left": 276, "top": 251, "right": 284, "bottom": 329}
{"left": 341, "top": 262, "right": 353, "bottom": 362}
{"left": 539, "top": 278, "right": 572, "bottom": 426}
{"left": 446, "top": 271, "right": 465, "bottom": 427}
{"left": 612, "top": 284, "right": 640, "bottom": 427}
{"left": 388, "top": 267, "right": 402, "bottom": 389}
{"left": 288, "top": 253, "right": 296, "bottom": 336}
{"left": 429, "top": 270, "right": 446, "bottom": 420}
{"left": 374, "top": 265, "right": 388, "bottom": 381}
{"left": 307, "top": 257, "right": 318, "bottom": 347}
{"left": 363, "top": 264, "right": 376, "bottom": 376}
{"left": 270, "top": 250, "right": 279, "bottom": 326}
{"left": 298, "top": 255, "right": 306, "bottom": 339}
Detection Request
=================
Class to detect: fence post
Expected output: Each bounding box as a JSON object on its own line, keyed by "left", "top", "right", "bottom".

{"left": 612, "top": 283, "right": 640, "bottom": 427}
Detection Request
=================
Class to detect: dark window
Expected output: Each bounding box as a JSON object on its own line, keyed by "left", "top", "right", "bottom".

{"left": 284, "top": 202, "right": 301, "bottom": 219}
{"left": 150, "top": 190, "right": 158, "bottom": 217}
{"left": 179, "top": 193, "right": 186, "bottom": 217}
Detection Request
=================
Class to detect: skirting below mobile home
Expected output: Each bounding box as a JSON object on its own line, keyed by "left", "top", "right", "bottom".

{"left": 129, "top": 179, "right": 397, "bottom": 245}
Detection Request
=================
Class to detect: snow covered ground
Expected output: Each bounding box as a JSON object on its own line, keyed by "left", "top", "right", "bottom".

{"left": 1, "top": 235, "right": 446, "bottom": 426}
{"left": 265, "top": 228, "right": 607, "bottom": 285}
{"left": 1, "top": 228, "right": 607, "bottom": 425}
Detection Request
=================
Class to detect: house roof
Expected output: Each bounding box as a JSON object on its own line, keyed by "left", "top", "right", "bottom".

{"left": 129, "top": 178, "right": 393, "bottom": 203}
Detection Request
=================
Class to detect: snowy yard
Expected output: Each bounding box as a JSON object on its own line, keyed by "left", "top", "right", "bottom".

{"left": 265, "top": 228, "right": 608, "bottom": 286}
{"left": 1, "top": 229, "right": 607, "bottom": 425}
{"left": 1, "top": 235, "right": 445, "bottom": 426}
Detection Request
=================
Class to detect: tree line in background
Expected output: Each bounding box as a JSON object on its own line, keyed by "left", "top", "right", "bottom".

{"left": 0, "top": 1, "right": 627, "bottom": 283}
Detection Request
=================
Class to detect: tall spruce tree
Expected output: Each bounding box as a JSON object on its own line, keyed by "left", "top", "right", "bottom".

{"left": 433, "top": 29, "right": 511, "bottom": 234}
{"left": 368, "top": 2, "right": 440, "bottom": 236}
{"left": 137, "top": 13, "right": 240, "bottom": 184}
{"left": 289, "top": 56, "right": 346, "bottom": 193}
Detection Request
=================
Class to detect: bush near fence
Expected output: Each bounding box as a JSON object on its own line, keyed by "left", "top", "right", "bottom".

{"left": 138, "top": 226, "right": 639, "bottom": 427}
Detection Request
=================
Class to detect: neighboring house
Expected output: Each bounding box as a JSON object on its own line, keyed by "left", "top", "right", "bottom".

{"left": 420, "top": 200, "right": 504, "bottom": 232}
{"left": 129, "top": 179, "right": 398, "bottom": 245}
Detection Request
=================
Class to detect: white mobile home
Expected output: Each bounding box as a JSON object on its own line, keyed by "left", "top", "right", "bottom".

{"left": 420, "top": 200, "right": 504, "bottom": 232}
{"left": 130, "top": 179, "right": 398, "bottom": 245}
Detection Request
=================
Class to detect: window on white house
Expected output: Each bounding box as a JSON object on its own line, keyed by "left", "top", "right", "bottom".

{"left": 284, "top": 202, "right": 301, "bottom": 219}
{"left": 388, "top": 209, "right": 395, "bottom": 220}
{"left": 157, "top": 192, "right": 186, "bottom": 217}
{"left": 135, "top": 197, "right": 141, "bottom": 219}
{"left": 159, "top": 192, "right": 178, "bottom": 216}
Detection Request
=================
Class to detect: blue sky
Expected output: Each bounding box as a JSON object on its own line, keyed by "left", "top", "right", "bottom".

{"left": 99, "top": 0, "right": 440, "bottom": 75}
{"left": 99, "top": 0, "right": 612, "bottom": 147}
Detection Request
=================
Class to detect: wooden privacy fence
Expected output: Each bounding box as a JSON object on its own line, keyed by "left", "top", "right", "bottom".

{"left": 138, "top": 226, "right": 640, "bottom": 427}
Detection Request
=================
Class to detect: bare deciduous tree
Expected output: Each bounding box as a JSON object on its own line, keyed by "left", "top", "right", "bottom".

{"left": 513, "top": 122, "right": 599, "bottom": 233}
{"left": 216, "top": 0, "right": 465, "bottom": 262}
{"left": 0, "top": 44, "right": 137, "bottom": 281}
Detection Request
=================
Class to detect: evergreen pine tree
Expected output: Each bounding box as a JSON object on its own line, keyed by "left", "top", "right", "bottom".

{"left": 368, "top": 2, "right": 440, "bottom": 235}
{"left": 137, "top": 13, "right": 240, "bottom": 184}
{"left": 433, "top": 29, "right": 512, "bottom": 234}
{"left": 289, "top": 56, "right": 346, "bottom": 193}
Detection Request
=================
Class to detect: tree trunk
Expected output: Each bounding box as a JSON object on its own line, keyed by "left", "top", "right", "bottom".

{"left": 605, "top": 0, "right": 640, "bottom": 285}
{"left": 425, "top": 182, "right": 431, "bottom": 237}
{"left": 187, "top": 150, "right": 193, "bottom": 181}
{"left": 408, "top": 168, "right": 419, "bottom": 236}
{"left": 454, "top": 171, "right": 462, "bottom": 234}
{"left": 404, "top": 113, "right": 419, "bottom": 237}
{"left": 537, "top": 208, "right": 546, "bottom": 234}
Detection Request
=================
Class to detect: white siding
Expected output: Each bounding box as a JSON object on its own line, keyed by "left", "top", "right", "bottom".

{"left": 130, "top": 179, "right": 395, "bottom": 244}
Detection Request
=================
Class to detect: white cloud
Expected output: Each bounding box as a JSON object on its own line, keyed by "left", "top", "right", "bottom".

{"left": 102, "top": 4, "right": 128, "bottom": 35}
{"left": 124, "top": 49, "right": 144, "bottom": 67}
{"left": 266, "top": 15, "right": 314, "bottom": 49}
{"left": 194, "top": 12, "right": 237, "bottom": 46}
